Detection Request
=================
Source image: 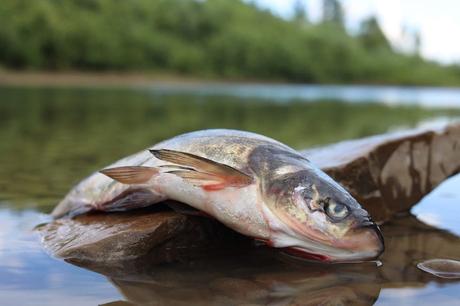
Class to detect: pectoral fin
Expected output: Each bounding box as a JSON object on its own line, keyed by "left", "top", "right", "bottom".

{"left": 150, "top": 149, "right": 253, "bottom": 190}
{"left": 100, "top": 166, "right": 158, "bottom": 184}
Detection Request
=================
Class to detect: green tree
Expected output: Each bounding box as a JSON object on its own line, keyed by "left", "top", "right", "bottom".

{"left": 0, "top": 0, "right": 459, "bottom": 86}
{"left": 414, "top": 31, "right": 422, "bottom": 55}
{"left": 293, "top": 0, "right": 308, "bottom": 23}
{"left": 358, "top": 16, "right": 391, "bottom": 51}
{"left": 321, "top": 0, "right": 344, "bottom": 28}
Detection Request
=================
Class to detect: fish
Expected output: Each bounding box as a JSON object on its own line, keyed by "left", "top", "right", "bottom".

{"left": 52, "top": 129, "right": 384, "bottom": 262}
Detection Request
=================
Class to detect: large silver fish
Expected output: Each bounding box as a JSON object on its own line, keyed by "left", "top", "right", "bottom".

{"left": 52, "top": 129, "right": 384, "bottom": 262}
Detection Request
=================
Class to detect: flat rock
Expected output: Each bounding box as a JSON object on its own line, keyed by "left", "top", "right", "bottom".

{"left": 63, "top": 215, "right": 460, "bottom": 305}
{"left": 38, "top": 209, "right": 248, "bottom": 264}
{"left": 39, "top": 122, "right": 460, "bottom": 263}
{"left": 303, "top": 122, "right": 460, "bottom": 222}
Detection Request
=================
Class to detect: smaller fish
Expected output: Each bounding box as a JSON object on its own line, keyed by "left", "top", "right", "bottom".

{"left": 52, "top": 129, "right": 384, "bottom": 262}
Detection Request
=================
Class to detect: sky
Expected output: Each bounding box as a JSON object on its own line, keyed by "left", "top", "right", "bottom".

{"left": 251, "top": 0, "right": 460, "bottom": 64}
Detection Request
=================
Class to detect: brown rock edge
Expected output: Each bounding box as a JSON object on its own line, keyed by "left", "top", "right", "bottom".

{"left": 303, "top": 122, "right": 460, "bottom": 222}
{"left": 38, "top": 209, "right": 248, "bottom": 263}
{"left": 38, "top": 122, "right": 460, "bottom": 263}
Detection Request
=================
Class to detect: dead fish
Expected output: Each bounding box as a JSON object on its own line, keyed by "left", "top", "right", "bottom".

{"left": 52, "top": 129, "right": 384, "bottom": 262}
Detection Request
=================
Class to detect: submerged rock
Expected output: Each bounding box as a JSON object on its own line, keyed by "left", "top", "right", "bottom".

{"left": 56, "top": 215, "right": 460, "bottom": 306}
{"left": 39, "top": 122, "right": 460, "bottom": 264}
{"left": 380, "top": 215, "right": 460, "bottom": 282}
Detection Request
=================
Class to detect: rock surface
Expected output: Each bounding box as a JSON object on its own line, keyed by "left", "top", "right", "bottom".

{"left": 39, "top": 122, "right": 460, "bottom": 263}
{"left": 303, "top": 122, "right": 460, "bottom": 222}
{"left": 68, "top": 215, "right": 460, "bottom": 306}
{"left": 38, "top": 208, "right": 248, "bottom": 264}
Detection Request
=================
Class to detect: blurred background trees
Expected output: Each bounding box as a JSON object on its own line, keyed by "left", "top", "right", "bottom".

{"left": 321, "top": 0, "right": 345, "bottom": 29}
{"left": 358, "top": 17, "right": 391, "bottom": 52}
{"left": 0, "top": 0, "right": 459, "bottom": 85}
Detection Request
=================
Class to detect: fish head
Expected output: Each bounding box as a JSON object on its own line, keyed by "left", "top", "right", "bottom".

{"left": 264, "top": 168, "right": 384, "bottom": 263}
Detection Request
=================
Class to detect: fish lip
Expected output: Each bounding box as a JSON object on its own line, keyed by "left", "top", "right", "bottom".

{"left": 282, "top": 247, "right": 382, "bottom": 263}
{"left": 282, "top": 247, "right": 331, "bottom": 262}
{"left": 357, "top": 223, "right": 385, "bottom": 258}
{"left": 282, "top": 222, "right": 385, "bottom": 263}
{"left": 374, "top": 225, "right": 385, "bottom": 257}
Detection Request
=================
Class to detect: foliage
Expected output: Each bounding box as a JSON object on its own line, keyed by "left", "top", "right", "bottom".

{"left": 321, "top": 0, "right": 345, "bottom": 28}
{"left": 0, "top": 0, "right": 459, "bottom": 85}
{"left": 293, "top": 0, "right": 308, "bottom": 23}
{"left": 358, "top": 17, "right": 391, "bottom": 51}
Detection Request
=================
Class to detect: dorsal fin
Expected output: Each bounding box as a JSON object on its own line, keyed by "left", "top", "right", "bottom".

{"left": 150, "top": 149, "right": 254, "bottom": 191}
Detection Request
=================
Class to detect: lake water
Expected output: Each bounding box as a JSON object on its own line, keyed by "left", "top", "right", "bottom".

{"left": 1, "top": 84, "right": 460, "bottom": 305}
{"left": 149, "top": 83, "right": 460, "bottom": 108}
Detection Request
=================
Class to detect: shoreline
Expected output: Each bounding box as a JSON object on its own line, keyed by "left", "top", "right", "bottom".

{"left": 1, "top": 70, "right": 459, "bottom": 89}
{"left": 0, "top": 70, "right": 216, "bottom": 88}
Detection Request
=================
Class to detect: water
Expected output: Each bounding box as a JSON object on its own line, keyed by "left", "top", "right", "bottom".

{"left": 1, "top": 85, "right": 460, "bottom": 305}
{"left": 149, "top": 83, "right": 460, "bottom": 108}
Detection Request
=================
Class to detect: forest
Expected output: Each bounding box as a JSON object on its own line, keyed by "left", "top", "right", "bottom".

{"left": 1, "top": 0, "right": 460, "bottom": 85}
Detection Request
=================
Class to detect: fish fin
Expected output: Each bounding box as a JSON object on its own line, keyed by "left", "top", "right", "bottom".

{"left": 159, "top": 164, "right": 196, "bottom": 171}
{"left": 98, "top": 188, "right": 165, "bottom": 212}
{"left": 166, "top": 201, "right": 212, "bottom": 218}
{"left": 150, "top": 149, "right": 239, "bottom": 176}
{"left": 166, "top": 170, "right": 222, "bottom": 185}
{"left": 150, "top": 149, "right": 253, "bottom": 189}
{"left": 51, "top": 201, "right": 93, "bottom": 219}
{"left": 100, "top": 166, "right": 158, "bottom": 184}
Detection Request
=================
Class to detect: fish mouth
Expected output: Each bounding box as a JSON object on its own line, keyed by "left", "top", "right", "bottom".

{"left": 279, "top": 223, "right": 385, "bottom": 263}
{"left": 330, "top": 223, "right": 385, "bottom": 262}
{"left": 346, "top": 223, "right": 385, "bottom": 259}
{"left": 364, "top": 223, "right": 385, "bottom": 257}
{"left": 282, "top": 245, "right": 381, "bottom": 263}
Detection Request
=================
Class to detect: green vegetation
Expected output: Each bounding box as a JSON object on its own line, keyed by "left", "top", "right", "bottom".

{"left": 0, "top": 0, "right": 460, "bottom": 85}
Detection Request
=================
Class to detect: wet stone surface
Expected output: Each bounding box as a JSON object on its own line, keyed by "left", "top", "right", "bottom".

{"left": 51, "top": 214, "right": 460, "bottom": 305}
{"left": 38, "top": 208, "right": 249, "bottom": 265}
{"left": 303, "top": 122, "right": 460, "bottom": 222}
{"left": 39, "top": 123, "right": 460, "bottom": 265}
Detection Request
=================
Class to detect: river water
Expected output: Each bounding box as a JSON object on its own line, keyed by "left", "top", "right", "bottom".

{"left": 1, "top": 84, "right": 460, "bottom": 305}
{"left": 149, "top": 83, "right": 460, "bottom": 108}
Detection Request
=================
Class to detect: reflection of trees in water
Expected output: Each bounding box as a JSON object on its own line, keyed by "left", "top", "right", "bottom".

{"left": 2, "top": 87, "right": 458, "bottom": 210}
{"left": 67, "top": 214, "right": 460, "bottom": 306}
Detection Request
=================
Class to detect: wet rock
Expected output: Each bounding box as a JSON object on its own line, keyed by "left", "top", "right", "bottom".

{"left": 210, "top": 277, "right": 269, "bottom": 300}
{"left": 303, "top": 122, "right": 460, "bottom": 222}
{"left": 38, "top": 209, "right": 249, "bottom": 264}
{"left": 379, "top": 215, "right": 460, "bottom": 283}
{"left": 55, "top": 215, "right": 460, "bottom": 306}
{"left": 39, "top": 123, "right": 460, "bottom": 263}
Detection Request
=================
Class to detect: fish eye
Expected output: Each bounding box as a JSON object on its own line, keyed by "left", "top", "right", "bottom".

{"left": 324, "top": 200, "right": 349, "bottom": 221}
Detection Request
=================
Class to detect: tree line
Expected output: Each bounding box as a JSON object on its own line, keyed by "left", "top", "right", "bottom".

{"left": 0, "top": 0, "right": 459, "bottom": 85}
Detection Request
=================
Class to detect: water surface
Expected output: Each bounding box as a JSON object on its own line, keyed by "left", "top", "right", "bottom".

{"left": 150, "top": 83, "right": 460, "bottom": 108}
{"left": 1, "top": 85, "right": 460, "bottom": 305}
